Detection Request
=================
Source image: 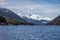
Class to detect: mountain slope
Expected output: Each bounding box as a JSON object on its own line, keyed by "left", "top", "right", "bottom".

{"left": 22, "top": 16, "right": 50, "bottom": 25}
{"left": 0, "top": 8, "right": 33, "bottom": 25}
{"left": 0, "top": 8, "right": 27, "bottom": 22}
{"left": 0, "top": 16, "right": 8, "bottom": 25}
{"left": 46, "top": 15, "right": 60, "bottom": 25}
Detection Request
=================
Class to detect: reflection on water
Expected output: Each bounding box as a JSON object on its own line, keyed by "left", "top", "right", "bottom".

{"left": 0, "top": 25, "right": 60, "bottom": 40}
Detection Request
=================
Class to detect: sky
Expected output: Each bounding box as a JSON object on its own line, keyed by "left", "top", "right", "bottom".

{"left": 0, "top": 0, "right": 60, "bottom": 18}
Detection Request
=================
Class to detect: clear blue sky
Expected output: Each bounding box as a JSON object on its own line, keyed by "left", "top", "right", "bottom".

{"left": 0, "top": 0, "right": 60, "bottom": 18}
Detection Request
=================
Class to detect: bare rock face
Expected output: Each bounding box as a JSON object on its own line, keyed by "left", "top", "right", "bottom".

{"left": 46, "top": 15, "right": 60, "bottom": 25}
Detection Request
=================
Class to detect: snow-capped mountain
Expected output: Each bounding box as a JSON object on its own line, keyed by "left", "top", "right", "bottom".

{"left": 18, "top": 13, "right": 53, "bottom": 25}
{"left": 25, "top": 14, "right": 52, "bottom": 21}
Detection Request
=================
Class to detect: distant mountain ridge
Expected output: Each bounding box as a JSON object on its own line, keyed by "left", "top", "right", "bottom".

{"left": 19, "top": 14, "right": 52, "bottom": 25}
{"left": 19, "top": 13, "right": 52, "bottom": 21}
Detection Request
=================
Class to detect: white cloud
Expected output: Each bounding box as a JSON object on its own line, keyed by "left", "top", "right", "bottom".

{"left": 43, "top": 10, "right": 53, "bottom": 13}
{"left": 27, "top": 6, "right": 33, "bottom": 10}
{"left": 0, "top": 0, "right": 6, "bottom": 5}
{"left": 44, "top": 10, "right": 60, "bottom": 13}
{"left": 4, "top": 4, "right": 60, "bottom": 15}
{"left": 26, "top": 4, "right": 60, "bottom": 13}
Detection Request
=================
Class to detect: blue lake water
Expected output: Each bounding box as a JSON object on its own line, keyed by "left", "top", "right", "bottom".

{"left": 0, "top": 25, "right": 60, "bottom": 40}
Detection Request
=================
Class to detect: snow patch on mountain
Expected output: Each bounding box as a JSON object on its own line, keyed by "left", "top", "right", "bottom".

{"left": 18, "top": 13, "right": 54, "bottom": 24}
{"left": 18, "top": 13, "right": 53, "bottom": 21}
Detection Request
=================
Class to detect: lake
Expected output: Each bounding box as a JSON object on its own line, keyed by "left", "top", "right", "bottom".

{"left": 0, "top": 25, "right": 60, "bottom": 40}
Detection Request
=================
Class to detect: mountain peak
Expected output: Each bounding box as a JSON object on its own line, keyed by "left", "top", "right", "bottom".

{"left": 18, "top": 13, "right": 53, "bottom": 25}
{"left": 19, "top": 13, "right": 53, "bottom": 21}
